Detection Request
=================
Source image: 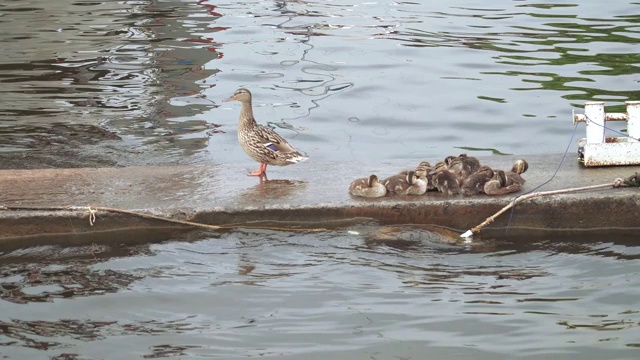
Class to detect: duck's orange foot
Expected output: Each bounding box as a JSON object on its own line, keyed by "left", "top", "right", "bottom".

{"left": 248, "top": 170, "right": 265, "bottom": 176}
{"left": 248, "top": 163, "right": 268, "bottom": 176}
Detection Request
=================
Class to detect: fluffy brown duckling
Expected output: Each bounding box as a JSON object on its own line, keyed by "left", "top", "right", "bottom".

{"left": 447, "top": 153, "right": 481, "bottom": 179}
{"left": 461, "top": 165, "right": 494, "bottom": 196}
{"left": 432, "top": 169, "right": 462, "bottom": 195}
{"left": 506, "top": 159, "right": 528, "bottom": 186}
{"left": 414, "top": 161, "right": 431, "bottom": 178}
{"left": 443, "top": 156, "right": 457, "bottom": 166}
{"left": 425, "top": 161, "right": 448, "bottom": 191}
{"left": 484, "top": 170, "right": 521, "bottom": 195}
{"left": 349, "top": 174, "right": 387, "bottom": 198}
{"left": 414, "top": 161, "right": 433, "bottom": 190}
{"left": 383, "top": 169, "right": 410, "bottom": 190}
{"left": 459, "top": 153, "right": 481, "bottom": 172}
{"left": 433, "top": 161, "right": 448, "bottom": 173}
{"left": 384, "top": 170, "right": 427, "bottom": 196}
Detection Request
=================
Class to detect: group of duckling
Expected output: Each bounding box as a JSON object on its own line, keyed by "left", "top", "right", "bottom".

{"left": 349, "top": 154, "right": 529, "bottom": 198}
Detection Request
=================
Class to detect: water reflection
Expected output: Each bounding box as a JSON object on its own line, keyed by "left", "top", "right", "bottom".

{"left": 1, "top": 230, "right": 640, "bottom": 357}
{"left": 237, "top": 179, "right": 307, "bottom": 205}
{"left": 0, "top": 0, "right": 221, "bottom": 167}
{"left": 0, "top": 260, "right": 141, "bottom": 304}
{"left": 387, "top": 5, "right": 640, "bottom": 105}
{"left": 2, "top": 1, "right": 640, "bottom": 167}
{"left": 0, "top": 317, "right": 208, "bottom": 352}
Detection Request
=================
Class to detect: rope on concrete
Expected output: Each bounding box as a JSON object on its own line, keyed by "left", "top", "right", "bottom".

{"left": 461, "top": 175, "right": 634, "bottom": 240}
{"left": 0, "top": 205, "right": 326, "bottom": 233}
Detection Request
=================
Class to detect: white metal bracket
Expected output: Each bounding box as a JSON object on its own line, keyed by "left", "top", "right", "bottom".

{"left": 573, "top": 101, "right": 640, "bottom": 166}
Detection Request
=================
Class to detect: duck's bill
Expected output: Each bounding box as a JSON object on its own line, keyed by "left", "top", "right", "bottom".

{"left": 222, "top": 96, "right": 234, "bottom": 102}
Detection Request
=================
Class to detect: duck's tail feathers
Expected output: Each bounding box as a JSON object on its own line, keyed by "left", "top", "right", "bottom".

{"left": 287, "top": 154, "right": 308, "bottom": 164}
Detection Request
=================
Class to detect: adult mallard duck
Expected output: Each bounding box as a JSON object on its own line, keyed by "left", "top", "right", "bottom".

{"left": 224, "top": 88, "right": 307, "bottom": 176}
{"left": 349, "top": 174, "right": 387, "bottom": 198}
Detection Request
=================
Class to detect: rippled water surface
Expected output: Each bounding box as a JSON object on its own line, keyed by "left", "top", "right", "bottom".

{"left": 1, "top": 228, "right": 640, "bottom": 359}
{"left": 1, "top": 0, "right": 639, "bottom": 168}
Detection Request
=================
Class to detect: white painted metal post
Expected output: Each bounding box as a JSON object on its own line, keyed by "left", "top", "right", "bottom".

{"left": 584, "top": 101, "right": 605, "bottom": 144}
{"left": 626, "top": 101, "right": 640, "bottom": 143}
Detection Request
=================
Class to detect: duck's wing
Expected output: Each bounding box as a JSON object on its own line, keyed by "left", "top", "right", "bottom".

{"left": 252, "top": 123, "right": 298, "bottom": 153}
{"left": 349, "top": 178, "right": 369, "bottom": 193}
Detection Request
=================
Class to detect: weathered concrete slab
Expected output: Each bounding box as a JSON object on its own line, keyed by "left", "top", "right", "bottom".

{"left": 0, "top": 154, "right": 639, "bottom": 248}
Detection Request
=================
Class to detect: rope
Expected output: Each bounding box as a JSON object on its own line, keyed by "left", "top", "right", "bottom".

{"left": 505, "top": 121, "right": 580, "bottom": 235}
{"left": 0, "top": 205, "right": 327, "bottom": 233}
{"left": 503, "top": 108, "right": 639, "bottom": 235}
{"left": 461, "top": 177, "right": 631, "bottom": 240}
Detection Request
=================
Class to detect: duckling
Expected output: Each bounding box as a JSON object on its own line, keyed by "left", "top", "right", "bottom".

{"left": 447, "top": 153, "right": 481, "bottom": 179}
{"left": 224, "top": 88, "right": 307, "bottom": 176}
{"left": 484, "top": 170, "right": 521, "bottom": 195}
{"left": 405, "top": 171, "right": 428, "bottom": 195}
{"left": 506, "top": 159, "right": 528, "bottom": 186}
{"left": 414, "top": 161, "right": 432, "bottom": 189}
{"left": 443, "top": 156, "right": 457, "bottom": 167}
{"left": 426, "top": 161, "right": 448, "bottom": 191}
{"left": 384, "top": 170, "right": 427, "bottom": 195}
{"left": 414, "top": 161, "right": 432, "bottom": 178}
{"left": 432, "top": 169, "right": 462, "bottom": 195}
{"left": 446, "top": 157, "right": 464, "bottom": 177}
{"left": 484, "top": 170, "right": 506, "bottom": 195}
{"left": 433, "top": 161, "right": 448, "bottom": 173}
{"left": 349, "top": 174, "right": 387, "bottom": 198}
{"left": 383, "top": 169, "right": 411, "bottom": 192}
{"left": 459, "top": 153, "right": 481, "bottom": 174}
{"left": 461, "top": 165, "right": 494, "bottom": 196}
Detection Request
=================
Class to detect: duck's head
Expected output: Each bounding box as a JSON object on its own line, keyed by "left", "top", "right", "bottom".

{"left": 368, "top": 174, "right": 380, "bottom": 187}
{"left": 433, "top": 161, "right": 448, "bottom": 173}
{"left": 447, "top": 158, "right": 463, "bottom": 172}
{"left": 224, "top": 88, "right": 252, "bottom": 103}
{"left": 444, "top": 155, "right": 458, "bottom": 166}
{"left": 511, "top": 159, "right": 528, "bottom": 175}
{"left": 415, "top": 162, "right": 432, "bottom": 179}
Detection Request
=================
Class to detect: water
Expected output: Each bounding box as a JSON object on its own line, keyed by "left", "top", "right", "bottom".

{"left": 1, "top": 227, "right": 640, "bottom": 359}
{"left": 1, "top": 0, "right": 639, "bottom": 168}
{"left": 2, "top": 3, "right": 640, "bottom": 357}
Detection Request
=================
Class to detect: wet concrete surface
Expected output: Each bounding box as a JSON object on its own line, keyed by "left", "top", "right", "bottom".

{"left": 0, "top": 154, "right": 639, "bottom": 247}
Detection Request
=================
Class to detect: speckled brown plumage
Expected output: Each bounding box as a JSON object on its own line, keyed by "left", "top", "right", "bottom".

{"left": 349, "top": 174, "right": 387, "bottom": 198}
{"left": 461, "top": 165, "right": 494, "bottom": 196}
{"left": 225, "top": 88, "right": 307, "bottom": 176}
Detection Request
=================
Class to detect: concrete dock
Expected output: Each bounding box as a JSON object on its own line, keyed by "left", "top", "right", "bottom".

{"left": 0, "top": 154, "right": 639, "bottom": 249}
